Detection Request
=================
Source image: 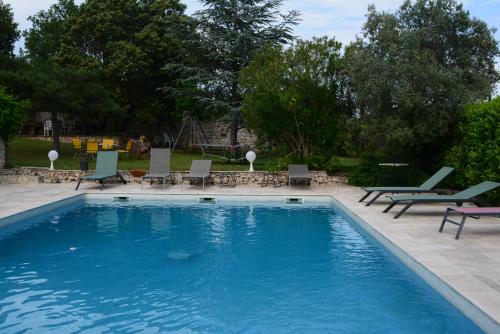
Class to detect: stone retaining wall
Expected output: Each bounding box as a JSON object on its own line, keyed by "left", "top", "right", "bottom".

{"left": 0, "top": 167, "right": 347, "bottom": 187}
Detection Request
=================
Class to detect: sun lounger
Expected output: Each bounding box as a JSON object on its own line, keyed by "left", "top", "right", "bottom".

{"left": 383, "top": 181, "right": 500, "bottom": 219}
{"left": 182, "top": 160, "right": 212, "bottom": 190}
{"left": 439, "top": 207, "right": 500, "bottom": 240}
{"left": 75, "top": 151, "right": 126, "bottom": 191}
{"left": 142, "top": 148, "right": 172, "bottom": 189}
{"left": 359, "top": 166, "right": 454, "bottom": 206}
{"left": 288, "top": 164, "right": 312, "bottom": 187}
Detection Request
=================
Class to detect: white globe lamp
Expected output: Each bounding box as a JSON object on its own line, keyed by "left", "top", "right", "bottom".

{"left": 246, "top": 150, "right": 256, "bottom": 172}
{"left": 48, "top": 150, "right": 59, "bottom": 170}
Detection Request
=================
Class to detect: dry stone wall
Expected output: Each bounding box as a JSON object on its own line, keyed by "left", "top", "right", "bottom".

{"left": 0, "top": 167, "right": 347, "bottom": 187}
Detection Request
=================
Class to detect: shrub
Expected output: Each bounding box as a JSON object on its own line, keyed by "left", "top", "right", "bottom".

{"left": 446, "top": 98, "right": 500, "bottom": 203}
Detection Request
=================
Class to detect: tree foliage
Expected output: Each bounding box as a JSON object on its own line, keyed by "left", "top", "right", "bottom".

{"left": 241, "top": 37, "right": 348, "bottom": 157}
{"left": 0, "top": 87, "right": 23, "bottom": 143}
{"left": 22, "top": 0, "right": 118, "bottom": 151}
{"left": 60, "top": 0, "right": 191, "bottom": 133}
{"left": 0, "top": 0, "right": 18, "bottom": 57}
{"left": 446, "top": 98, "right": 500, "bottom": 201}
{"left": 0, "top": 0, "right": 21, "bottom": 93}
{"left": 346, "top": 0, "right": 499, "bottom": 170}
{"left": 166, "top": 0, "right": 299, "bottom": 144}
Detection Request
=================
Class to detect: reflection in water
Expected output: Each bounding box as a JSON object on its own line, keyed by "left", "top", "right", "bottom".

{"left": 208, "top": 208, "right": 228, "bottom": 245}
{"left": 246, "top": 207, "right": 256, "bottom": 235}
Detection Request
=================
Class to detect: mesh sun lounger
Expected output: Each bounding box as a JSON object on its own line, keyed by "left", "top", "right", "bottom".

{"left": 288, "top": 164, "right": 312, "bottom": 187}
{"left": 142, "top": 148, "right": 172, "bottom": 189}
{"left": 75, "top": 151, "right": 126, "bottom": 191}
{"left": 384, "top": 181, "right": 500, "bottom": 219}
{"left": 359, "top": 166, "right": 454, "bottom": 206}
{"left": 182, "top": 160, "right": 212, "bottom": 190}
{"left": 439, "top": 207, "right": 500, "bottom": 240}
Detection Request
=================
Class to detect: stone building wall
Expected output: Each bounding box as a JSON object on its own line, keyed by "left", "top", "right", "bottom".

{"left": 0, "top": 167, "right": 347, "bottom": 187}
{"left": 177, "top": 121, "right": 256, "bottom": 148}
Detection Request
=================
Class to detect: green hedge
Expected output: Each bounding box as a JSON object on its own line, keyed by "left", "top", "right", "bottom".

{"left": 446, "top": 98, "right": 500, "bottom": 203}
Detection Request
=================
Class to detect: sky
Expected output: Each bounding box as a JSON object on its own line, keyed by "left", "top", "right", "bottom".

{"left": 6, "top": 0, "right": 499, "bottom": 49}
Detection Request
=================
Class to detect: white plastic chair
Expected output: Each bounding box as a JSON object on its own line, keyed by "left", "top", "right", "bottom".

{"left": 43, "top": 120, "right": 52, "bottom": 136}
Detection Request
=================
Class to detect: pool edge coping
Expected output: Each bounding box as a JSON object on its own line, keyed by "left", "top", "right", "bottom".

{"left": 0, "top": 191, "right": 498, "bottom": 333}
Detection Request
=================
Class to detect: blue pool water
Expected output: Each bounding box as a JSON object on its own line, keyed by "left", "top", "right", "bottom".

{"left": 0, "top": 200, "right": 483, "bottom": 333}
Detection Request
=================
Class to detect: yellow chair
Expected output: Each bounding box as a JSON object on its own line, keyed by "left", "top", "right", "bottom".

{"left": 72, "top": 138, "right": 83, "bottom": 158}
{"left": 86, "top": 140, "right": 99, "bottom": 159}
{"left": 102, "top": 138, "right": 115, "bottom": 150}
{"left": 118, "top": 139, "right": 133, "bottom": 157}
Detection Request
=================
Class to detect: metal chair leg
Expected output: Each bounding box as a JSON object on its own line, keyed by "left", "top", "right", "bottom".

{"left": 439, "top": 208, "right": 451, "bottom": 232}
{"left": 359, "top": 191, "right": 372, "bottom": 202}
{"left": 383, "top": 201, "right": 397, "bottom": 213}
{"left": 394, "top": 202, "right": 414, "bottom": 219}
{"left": 366, "top": 192, "right": 385, "bottom": 206}
{"left": 455, "top": 215, "right": 468, "bottom": 240}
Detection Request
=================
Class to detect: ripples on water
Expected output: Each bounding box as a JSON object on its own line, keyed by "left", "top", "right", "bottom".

{"left": 0, "top": 203, "right": 483, "bottom": 333}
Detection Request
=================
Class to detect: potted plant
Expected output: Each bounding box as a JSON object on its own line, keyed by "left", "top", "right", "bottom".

{"left": 130, "top": 169, "right": 145, "bottom": 177}
{"left": 79, "top": 158, "right": 89, "bottom": 171}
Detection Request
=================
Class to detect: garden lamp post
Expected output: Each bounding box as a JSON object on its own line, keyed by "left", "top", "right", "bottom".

{"left": 48, "top": 150, "right": 59, "bottom": 170}
{"left": 246, "top": 151, "right": 256, "bottom": 173}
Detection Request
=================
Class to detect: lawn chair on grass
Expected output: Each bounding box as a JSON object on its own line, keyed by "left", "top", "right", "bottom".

{"left": 384, "top": 181, "right": 500, "bottom": 219}
{"left": 181, "top": 160, "right": 212, "bottom": 190}
{"left": 86, "top": 140, "right": 99, "bottom": 160}
{"left": 75, "top": 151, "right": 126, "bottom": 191}
{"left": 288, "top": 164, "right": 312, "bottom": 187}
{"left": 142, "top": 148, "right": 173, "bottom": 189}
{"left": 118, "top": 139, "right": 133, "bottom": 157}
{"left": 102, "top": 138, "right": 115, "bottom": 150}
{"left": 72, "top": 138, "right": 83, "bottom": 158}
{"left": 359, "top": 167, "right": 454, "bottom": 206}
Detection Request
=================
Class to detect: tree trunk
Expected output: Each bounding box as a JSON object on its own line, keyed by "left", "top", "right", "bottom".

{"left": 51, "top": 112, "right": 61, "bottom": 152}
{"left": 229, "top": 122, "right": 238, "bottom": 145}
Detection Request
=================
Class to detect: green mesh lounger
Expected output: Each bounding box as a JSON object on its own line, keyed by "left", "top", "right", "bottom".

{"left": 75, "top": 151, "right": 126, "bottom": 191}
{"left": 181, "top": 160, "right": 212, "bottom": 190}
{"left": 359, "top": 166, "right": 454, "bottom": 206}
{"left": 141, "top": 148, "right": 173, "bottom": 189}
{"left": 288, "top": 164, "right": 312, "bottom": 187}
{"left": 383, "top": 181, "right": 500, "bottom": 219}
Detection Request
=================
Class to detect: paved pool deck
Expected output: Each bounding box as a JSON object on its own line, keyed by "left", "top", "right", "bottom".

{"left": 1, "top": 182, "right": 500, "bottom": 332}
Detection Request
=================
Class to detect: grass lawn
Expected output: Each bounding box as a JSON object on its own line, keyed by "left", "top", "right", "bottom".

{"left": 7, "top": 137, "right": 274, "bottom": 171}
{"left": 7, "top": 137, "right": 361, "bottom": 172}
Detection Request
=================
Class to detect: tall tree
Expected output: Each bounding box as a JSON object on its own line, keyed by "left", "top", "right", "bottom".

{"left": 241, "top": 37, "right": 348, "bottom": 157}
{"left": 0, "top": 0, "right": 18, "bottom": 57}
{"left": 0, "top": 0, "right": 21, "bottom": 94}
{"left": 346, "top": 0, "right": 499, "bottom": 170}
{"left": 167, "top": 0, "right": 299, "bottom": 144}
{"left": 60, "top": 0, "right": 190, "bottom": 134}
{"left": 24, "top": 0, "right": 118, "bottom": 151}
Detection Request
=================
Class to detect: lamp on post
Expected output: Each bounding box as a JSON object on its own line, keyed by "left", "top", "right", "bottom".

{"left": 48, "top": 150, "right": 59, "bottom": 170}
{"left": 246, "top": 150, "right": 256, "bottom": 173}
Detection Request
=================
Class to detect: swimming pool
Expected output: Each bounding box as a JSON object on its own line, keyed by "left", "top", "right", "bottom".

{"left": 0, "top": 197, "right": 483, "bottom": 333}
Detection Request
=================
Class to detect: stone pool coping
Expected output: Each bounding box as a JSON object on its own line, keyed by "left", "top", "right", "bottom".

{"left": 1, "top": 183, "right": 499, "bottom": 333}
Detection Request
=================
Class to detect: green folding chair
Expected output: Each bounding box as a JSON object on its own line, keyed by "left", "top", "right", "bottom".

{"left": 359, "top": 167, "right": 454, "bottom": 206}
{"left": 75, "top": 151, "right": 126, "bottom": 191}
{"left": 384, "top": 181, "right": 500, "bottom": 219}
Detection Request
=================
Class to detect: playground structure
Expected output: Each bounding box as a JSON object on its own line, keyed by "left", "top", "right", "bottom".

{"left": 171, "top": 111, "right": 247, "bottom": 163}
{"left": 199, "top": 143, "right": 246, "bottom": 163}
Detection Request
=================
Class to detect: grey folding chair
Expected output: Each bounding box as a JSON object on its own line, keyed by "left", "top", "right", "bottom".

{"left": 182, "top": 160, "right": 212, "bottom": 190}
{"left": 142, "top": 148, "right": 172, "bottom": 189}
{"left": 288, "top": 164, "right": 312, "bottom": 187}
